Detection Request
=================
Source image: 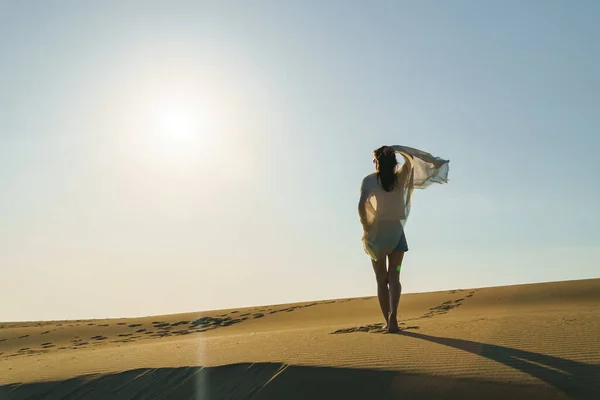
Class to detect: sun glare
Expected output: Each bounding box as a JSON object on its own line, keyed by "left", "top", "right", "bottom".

{"left": 157, "top": 104, "right": 196, "bottom": 142}
{"left": 123, "top": 79, "right": 249, "bottom": 175}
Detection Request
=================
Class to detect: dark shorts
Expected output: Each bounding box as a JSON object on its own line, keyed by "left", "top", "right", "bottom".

{"left": 393, "top": 232, "right": 409, "bottom": 252}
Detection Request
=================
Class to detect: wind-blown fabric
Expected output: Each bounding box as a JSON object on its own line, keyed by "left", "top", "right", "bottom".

{"left": 361, "top": 145, "right": 449, "bottom": 261}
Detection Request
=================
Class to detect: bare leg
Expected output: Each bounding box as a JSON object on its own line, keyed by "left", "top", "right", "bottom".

{"left": 371, "top": 257, "right": 390, "bottom": 325}
{"left": 386, "top": 251, "right": 405, "bottom": 333}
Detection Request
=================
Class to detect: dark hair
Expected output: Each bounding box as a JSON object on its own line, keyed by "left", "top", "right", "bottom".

{"left": 374, "top": 146, "right": 398, "bottom": 192}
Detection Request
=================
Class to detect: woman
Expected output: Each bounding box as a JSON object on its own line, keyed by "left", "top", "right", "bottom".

{"left": 358, "top": 145, "right": 449, "bottom": 333}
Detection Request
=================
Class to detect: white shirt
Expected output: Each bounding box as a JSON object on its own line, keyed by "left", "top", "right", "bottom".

{"left": 360, "top": 171, "right": 409, "bottom": 261}
{"left": 360, "top": 171, "right": 408, "bottom": 222}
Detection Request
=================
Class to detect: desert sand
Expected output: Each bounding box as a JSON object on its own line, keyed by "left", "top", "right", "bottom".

{"left": 1, "top": 278, "right": 599, "bottom": 399}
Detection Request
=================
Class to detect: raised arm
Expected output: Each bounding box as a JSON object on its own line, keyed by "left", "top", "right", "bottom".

{"left": 389, "top": 144, "right": 450, "bottom": 189}
{"left": 398, "top": 152, "right": 413, "bottom": 174}
{"left": 390, "top": 145, "right": 446, "bottom": 167}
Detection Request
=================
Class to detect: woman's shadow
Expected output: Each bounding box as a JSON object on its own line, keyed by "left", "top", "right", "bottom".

{"left": 400, "top": 331, "right": 600, "bottom": 399}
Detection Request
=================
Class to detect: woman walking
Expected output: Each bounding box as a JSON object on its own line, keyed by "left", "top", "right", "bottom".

{"left": 358, "top": 145, "right": 449, "bottom": 333}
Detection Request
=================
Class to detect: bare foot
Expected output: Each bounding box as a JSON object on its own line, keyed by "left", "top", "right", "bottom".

{"left": 387, "top": 313, "right": 399, "bottom": 333}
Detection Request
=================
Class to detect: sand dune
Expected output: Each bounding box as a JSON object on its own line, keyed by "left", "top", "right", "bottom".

{"left": 1, "top": 278, "right": 599, "bottom": 399}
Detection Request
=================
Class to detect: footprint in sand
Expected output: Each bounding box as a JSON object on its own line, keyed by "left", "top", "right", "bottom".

{"left": 150, "top": 332, "right": 171, "bottom": 338}
{"left": 113, "top": 339, "right": 134, "bottom": 343}
{"left": 162, "top": 315, "right": 255, "bottom": 333}
{"left": 332, "top": 323, "right": 420, "bottom": 334}
{"left": 90, "top": 336, "right": 107, "bottom": 341}
{"left": 170, "top": 321, "right": 190, "bottom": 327}
{"left": 128, "top": 324, "right": 142, "bottom": 328}
{"left": 222, "top": 319, "right": 242, "bottom": 326}
{"left": 410, "top": 291, "right": 477, "bottom": 320}
{"left": 18, "top": 335, "right": 29, "bottom": 339}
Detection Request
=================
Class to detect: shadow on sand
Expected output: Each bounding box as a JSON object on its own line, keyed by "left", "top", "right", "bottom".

{"left": 400, "top": 331, "right": 600, "bottom": 400}
{"left": 2, "top": 352, "right": 595, "bottom": 400}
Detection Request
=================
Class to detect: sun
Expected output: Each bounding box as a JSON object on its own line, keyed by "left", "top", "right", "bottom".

{"left": 157, "top": 103, "right": 196, "bottom": 142}
{"left": 139, "top": 98, "right": 208, "bottom": 165}
{"left": 118, "top": 80, "right": 255, "bottom": 182}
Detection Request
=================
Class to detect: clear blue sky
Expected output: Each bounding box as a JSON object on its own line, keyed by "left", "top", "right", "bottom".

{"left": 1, "top": 1, "right": 598, "bottom": 321}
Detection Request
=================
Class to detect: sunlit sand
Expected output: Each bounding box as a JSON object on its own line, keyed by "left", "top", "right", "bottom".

{"left": 1, "top": 279, "right": 599, "bottom": 399}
